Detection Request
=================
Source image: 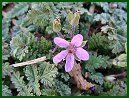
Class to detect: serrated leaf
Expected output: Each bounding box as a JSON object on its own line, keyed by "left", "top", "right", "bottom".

{"left": 60, "top": 73, "right": 70, "bottom": 82}
{"left": 2, "top": 85, "right": 12, "bottom": 96}
{"left": 38, "top": 62, "right": 58, "bottom": 87}
{"left": 2, "top": 39, "right": 10, "bottom": 60}
{"left": 88, "top": 33, "right": 109, "bottom": 50}
{"left": 92, "top": 2, "right": 109, "bottom": 12}
{"left": 111, "top": 40, "right": 124, "bottom": 54}
{"left": 56, "top": 80, "right": 71, "bottom": 96}
{"left": 2, "top": 18, "right": 11, "bottom": 41}
{"left": 41, "top": 87, "right": 57, "bottom": 96}
{"left": 94, "top": 13, "right": 111, "bottom": 24}
{"left": 7, "top": 3, "right": 29, "bottom": 18}
{"left": 27, "top": 3, "right": 53, "bottom": 29}
{"left": 84, "top": 54, "right": 110, "bottom": 72}
{"left": 24, "top": 65, "right": 41, "bottom": 96}
{"left": 89, "top": 72, "right": 104, "bottom": 85}
{"left": 11, "top": 71, "right": 33, "bottom": 96}
{"left": 2, "top": 62, "right": 13, "bottom": 78}
{"left": 10, "top": 32, "right": 37, "bottom": 61}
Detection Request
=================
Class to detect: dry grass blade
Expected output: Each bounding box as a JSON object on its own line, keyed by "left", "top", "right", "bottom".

{"left": 11, "top": 56, "right": 47, "bottom": 67}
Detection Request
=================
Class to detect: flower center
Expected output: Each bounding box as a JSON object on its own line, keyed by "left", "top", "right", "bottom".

{"left": 68, "top": 49, "right": 73, "bottom": 53}
{"left": 67, "top": 44, "right": 75, "bottom": 54}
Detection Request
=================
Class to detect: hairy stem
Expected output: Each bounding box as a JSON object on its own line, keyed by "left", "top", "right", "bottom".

{"left": 71, "top": 25, "right": 75, "bottom": 38}
{"left": 69, "top": 61, "right": 94, "bottom": 90}
{"left": 114, "top": 72, "right": 127, "bottom": 78}
{"left": 52, "top": 45, "right": 58, "bottom": 54}
{"left": 57, "top": 32, "right": 64, "bottom": 38}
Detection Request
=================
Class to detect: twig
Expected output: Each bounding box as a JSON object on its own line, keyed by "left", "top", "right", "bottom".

{"left": 11, "top": 56, "right": 47, "bottom": 67}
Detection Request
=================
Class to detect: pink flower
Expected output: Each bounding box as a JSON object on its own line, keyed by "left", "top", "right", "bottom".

{"left": 53, "top": 34, "right": 89, "bottom": 72}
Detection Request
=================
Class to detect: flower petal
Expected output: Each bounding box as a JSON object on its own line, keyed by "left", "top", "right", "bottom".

{"left": 71, "top": 34, "right": 83, "bottom": 47}
{"left": 65, "top": 54, "right": 74, "bottom": 72}
{"left": 54, "top": 37, "right": 69, "bottom": 48}
{"left": 75, "top": 48, "right": 89, "bottom": 60}
{"left": 53, "top": 50, "right": 68, "bottom": 64}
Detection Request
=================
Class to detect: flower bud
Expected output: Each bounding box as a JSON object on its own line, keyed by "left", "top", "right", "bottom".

{"left": 70, "top": 10, "right": 80, "bottom": 26}
{"left": 67, "top": 10, "right": 74, "bottom": 23}
{"left": 111, "top": 3, "right": 118, "bottom": 9}
{"left": 53, "top": 17, "right": 61, "bottom": 33}
{"left": 105, "top": 75, "right": 116, "bottom": 82}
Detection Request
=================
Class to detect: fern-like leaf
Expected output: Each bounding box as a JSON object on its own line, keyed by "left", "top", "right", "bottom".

{"left": 84, "top": 54, "right": 110, "bottom": 72}
{"left": 88, "top": 33, "right": 109, "bottom": 50}
{"left": 2, "top": 18, "right": 11, "bottom": 42}
{"left": 11, "top": 71, "right": 33, "bottom": 96}
{"left": 2, "top": 39, "right": 10, "bottom": 60}
{"left": 94, "top": 13, "right": 111, "bottom": 24}
{"left": 7, "top": 3, "right": 29, "bottom": 18}
{"left": 55, "top": 80, "right": 71, "bottom": 96}
{"left": 24, "top": 65, "right": 41, "bottom": 96}
{"left": 10, "top": 32, "right": 37, "bottom": 61}
{"left": 89, "top": 72, "right": 104, "bottom": 85}
{"left": 2, "top": 62, "right": 13, "bottom": 78}
{"left": 38, "top": 62, "right": 58, "bottom": 87}
{"left": 2, "top": 85, "right": 12, "bottom": 96}
{"left": 41, "top": 87, "right": 57, "bottom": 96}
{"left": 39, "top": 37, "right": 52, "bottom": 54}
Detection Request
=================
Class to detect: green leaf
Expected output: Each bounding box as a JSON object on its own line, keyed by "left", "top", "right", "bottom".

{"left": 10, "top": 32, "right": 37, "bottom": 61}
{"left": 56, "top": 80, "right": 71, "bottom": 96}
{"left": 110, "top": 39, "right": 124, "bottom": 54}
{"left": 2, "top": 85, "right": 12, "bottom": 96}
{"left": 24, "top": 65, "right": 41, "bottom": 96}
{"left": 94, "top": 13, "right": 111, "bottom": 24}
{"left": 11, "top": 71, "right": 33, "bottom": 96}
{"left": 41, "top": 87, "right": 57, "bottom": 96}
{"left": 39, "top": 37, "right": 52, "bottom": 54}
{"left": 88, "top": 33, "right": 109, "bottom": 50}
{"left": 2, "top": 18, "right": 11, "bottom": 42}
{"left": 12, "top": 26, "right": 22, "bottom": 37}
{"left": 60, "top": 73, "right": 70, "bottom": 82}
{"left": 92, "top": 2, "right": 109, "bottom": 12}
{"left": 84, "top": 54, "right": 110, "bottom": 72}
{"left": 7, "top": 3, "right": 29, "bottom": 18}
{"left": 89, "top": 72, "right": 104, "bottom": 85}
{"left": 2, "top": 39, "right": 10, "bottom": 60}
{"left": 27, "top": 3, "right": 53, "bottom": 29}
{"left": 101, "top": 83, "right": 127, "bottom": 96}
{"left": 2, "top": 62, "right": 13, "bottom": 78}
{"left": 38, "top": 62, "right": 58, "bottom": 87}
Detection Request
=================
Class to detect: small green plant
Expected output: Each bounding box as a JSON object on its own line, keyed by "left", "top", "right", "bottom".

{"left": 2, "top": 2, "right": 127, "bottom": 96}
